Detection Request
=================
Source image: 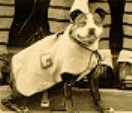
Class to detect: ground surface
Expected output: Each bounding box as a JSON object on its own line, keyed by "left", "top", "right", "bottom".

{"left": 0, "top": 85, "right": 132, "bottom": 113}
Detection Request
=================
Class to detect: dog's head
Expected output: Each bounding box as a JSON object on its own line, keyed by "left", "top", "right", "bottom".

{"left": 69, "top": 8, "right": 106, "bottom": 49}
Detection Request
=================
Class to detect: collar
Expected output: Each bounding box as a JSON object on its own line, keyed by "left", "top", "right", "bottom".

{"left": 70, "top": 35, "right": 99, "bottom": 52}
{"left": 57, "top": 24, "right": 99, "bottom": 52}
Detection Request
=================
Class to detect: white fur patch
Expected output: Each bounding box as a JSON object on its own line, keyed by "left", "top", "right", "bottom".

{"left": 70, "top": 13, "right": 103, "bottom": 51}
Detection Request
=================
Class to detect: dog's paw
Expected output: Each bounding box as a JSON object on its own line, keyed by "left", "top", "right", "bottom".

{"left": 18, "top": 106, "right": 30, "bottom": 113}
{"left": 41, "top": 99, "right": 50, "bottom": 108}
{"left": 102, "top": 107, "right": 115, "bottom": 113}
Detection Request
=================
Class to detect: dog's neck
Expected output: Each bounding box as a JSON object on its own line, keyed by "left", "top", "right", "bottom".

{"left": 64, "top": 25, "right": 100, "bottom": 51}
{"left": 86, "top": 37, "right": 100, "bottom": 51}
{"left": 70, "top": 34, "right": 100, "bottom": 51}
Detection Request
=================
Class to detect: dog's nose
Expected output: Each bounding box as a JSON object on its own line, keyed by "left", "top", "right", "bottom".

{"left": 89, "top": 28, "right": 95, "bottom": 35}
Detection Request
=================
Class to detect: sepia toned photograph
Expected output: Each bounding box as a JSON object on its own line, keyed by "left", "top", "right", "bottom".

{"left": 0, "top": 0, "right": 132, "bottom": 113}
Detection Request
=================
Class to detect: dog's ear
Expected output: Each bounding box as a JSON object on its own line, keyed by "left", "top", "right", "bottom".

{"left": 70, "top": 9, "right": 83, "bottom": 22}
{"left": 94, "top": 8, "right": 107, "bottom": 20}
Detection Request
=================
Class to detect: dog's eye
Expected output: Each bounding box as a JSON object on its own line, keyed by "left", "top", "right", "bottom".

{"left": 75, "top": 14, "right": 87, "bottom": 27}
{"left": 78, "top": 17, "right": 87, "bottom": 27}
{"left": 78, "top": 20, "right": 87, "bottom": 27}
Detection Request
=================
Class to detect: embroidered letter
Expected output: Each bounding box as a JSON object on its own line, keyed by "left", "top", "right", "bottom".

{"left": 40, "top": 53, "right": 53, "bottom": 69}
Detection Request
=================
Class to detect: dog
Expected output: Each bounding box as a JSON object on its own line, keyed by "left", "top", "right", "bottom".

{"left": 1, "top": 8, "right": 114, "bottom": 113}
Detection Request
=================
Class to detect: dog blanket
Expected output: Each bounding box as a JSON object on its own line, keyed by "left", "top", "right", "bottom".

{"left": 98, "top": 49, "right": 113, "bottom": 68}
{"left": 11, "top": 25, "right": 100, "bottom": 96}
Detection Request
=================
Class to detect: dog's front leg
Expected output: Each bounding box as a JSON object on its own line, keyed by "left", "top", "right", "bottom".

{"left": 88, "top": 72, "right": 105, "bottom": 113}
{"left": 64, "top": 81, "right": 73, "bottom": 112}
{"left": 62, "top": 74, "right": 74, "bottom": 112}
{"left": 88, "top": 70, "right": 114, "bottom": 113}
{"left": 41, "top": 91, "right": 50, "bottom": 108}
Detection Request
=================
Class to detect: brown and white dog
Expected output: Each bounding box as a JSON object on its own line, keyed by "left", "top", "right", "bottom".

{"left": 2, "top": 7, "right": 114, "bottom": 113}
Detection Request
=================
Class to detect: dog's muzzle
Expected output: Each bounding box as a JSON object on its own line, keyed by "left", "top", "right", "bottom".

{"left": 70, "top": 34, "right": 98, "bottom": 50}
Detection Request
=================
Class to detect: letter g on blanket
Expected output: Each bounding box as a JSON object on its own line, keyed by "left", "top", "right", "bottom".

{"left": 40, "top": 53, "right": 53, "bottom": 69}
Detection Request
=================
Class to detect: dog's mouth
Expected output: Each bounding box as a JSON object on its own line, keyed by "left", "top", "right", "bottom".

{"left": 70, "top": 30, "right": 99, "bottom": 49}
{"left": 77, "top": 34, "right": 97, "bottom": 44}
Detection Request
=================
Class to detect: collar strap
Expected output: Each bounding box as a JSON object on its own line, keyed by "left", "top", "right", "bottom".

{"left": 70, "top": 35, "right": 96, "bottom": 52}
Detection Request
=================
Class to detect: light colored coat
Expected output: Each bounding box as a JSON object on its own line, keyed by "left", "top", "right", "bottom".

{"left": 11, "top": 25, "right": 99, "bottom": 96}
